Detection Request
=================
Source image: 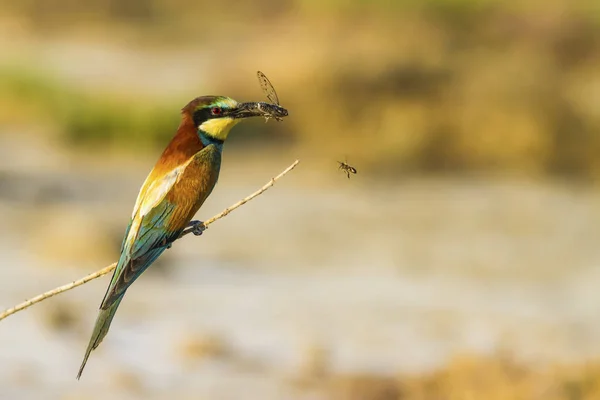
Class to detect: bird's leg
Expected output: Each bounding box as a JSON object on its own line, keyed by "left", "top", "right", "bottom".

{"left": 192, "top": 220, "right": 206, "bottom": 236}
{"left": 182, "top": 220, "right": 206, "bottom": 237}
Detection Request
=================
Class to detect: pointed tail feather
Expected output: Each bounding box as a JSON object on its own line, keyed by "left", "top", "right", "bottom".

{"left": 77, "top": 296, "right": 123, "bottom": 380}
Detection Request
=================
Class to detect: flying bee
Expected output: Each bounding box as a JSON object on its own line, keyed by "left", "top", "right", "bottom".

{"left": 338, "top": 159, "right": 358, "bottom": 179}
{"left": 257, "top": 71, "right": 288, "bottom": 122}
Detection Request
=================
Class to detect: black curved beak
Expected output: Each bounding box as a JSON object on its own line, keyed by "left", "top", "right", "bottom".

{"left": 231, "top": 102, "right": 289, "bottom": 120}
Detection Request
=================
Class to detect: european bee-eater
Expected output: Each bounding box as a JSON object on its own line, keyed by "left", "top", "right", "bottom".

{"left": 77, "top": 95, "right": 288, "bottom": 379}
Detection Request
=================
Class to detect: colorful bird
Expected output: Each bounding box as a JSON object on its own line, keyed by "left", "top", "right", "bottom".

{"left": 77, "top": 95, "right": 287, "bottom": 379}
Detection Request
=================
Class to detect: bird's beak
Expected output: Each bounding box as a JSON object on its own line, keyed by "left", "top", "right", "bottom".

{"left": 230, "top": 102, "right": 289, "bottom": 120}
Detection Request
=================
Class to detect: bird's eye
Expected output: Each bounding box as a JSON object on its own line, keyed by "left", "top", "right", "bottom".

{"left": 211, "top": 107, "right": 222, "bottom": 116}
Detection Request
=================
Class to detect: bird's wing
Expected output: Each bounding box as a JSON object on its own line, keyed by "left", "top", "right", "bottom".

{"left": 99, "top": 159, "right": 194, "bottom": 309}
{"left": 131, "top": 163, "right": 183, "bottom": 221}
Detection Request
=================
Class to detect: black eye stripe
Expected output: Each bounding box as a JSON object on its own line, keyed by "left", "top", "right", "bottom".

{"left": 193, "top": 107, "right": 220, "bottom": 126}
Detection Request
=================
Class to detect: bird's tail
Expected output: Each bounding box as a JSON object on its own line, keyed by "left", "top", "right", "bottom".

{"left": 76, "top": 296, "right": 124, "bottom": 380}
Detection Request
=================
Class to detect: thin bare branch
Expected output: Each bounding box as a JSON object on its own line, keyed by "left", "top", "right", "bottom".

{"left": 0, "top": 159, "right": 300, "bottom": 322}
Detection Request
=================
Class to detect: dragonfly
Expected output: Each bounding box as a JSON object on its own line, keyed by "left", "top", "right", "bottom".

{"left": 256, "top": 71, "right": 288, "bottom": 122}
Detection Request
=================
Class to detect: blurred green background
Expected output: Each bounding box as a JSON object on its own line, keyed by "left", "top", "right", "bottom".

{"left": 1, "top": 1, "right": 600, "bottom": 399}
{"left": 1, "top": 0, "right": 599, "bottom": 178}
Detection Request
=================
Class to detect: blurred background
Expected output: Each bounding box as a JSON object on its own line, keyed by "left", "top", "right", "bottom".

{"left": 1, "top": 0, "right": 600, "bottom": 399}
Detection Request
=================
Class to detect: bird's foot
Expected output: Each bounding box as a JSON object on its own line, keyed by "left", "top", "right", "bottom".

{"left": 187, "top": 220, "right": 206, "bottom": 236}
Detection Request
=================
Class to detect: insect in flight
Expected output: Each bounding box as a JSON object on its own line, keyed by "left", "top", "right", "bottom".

{"left": 338, "top": 159, "right": 358, "bottom": 179}
{"left": 256, "top": 71, "right": 287, "bottom": 122}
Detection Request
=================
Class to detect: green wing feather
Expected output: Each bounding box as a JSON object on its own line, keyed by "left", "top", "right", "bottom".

{"left": 78, "top": 145, "right": 221, "bottom": 379}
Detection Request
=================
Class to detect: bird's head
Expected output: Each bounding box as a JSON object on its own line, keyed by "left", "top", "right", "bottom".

{"left": 183, "top": 95, "right": 287, "bottom": 143}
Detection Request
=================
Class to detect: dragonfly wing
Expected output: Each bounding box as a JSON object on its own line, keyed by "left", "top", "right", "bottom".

{"left": 257, "top": 70, "right": 280, "bottom": 105}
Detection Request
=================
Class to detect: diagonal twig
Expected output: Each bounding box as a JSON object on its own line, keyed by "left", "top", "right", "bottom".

{"left": 0, "top": 159, "right": 300, "bottom": 322}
